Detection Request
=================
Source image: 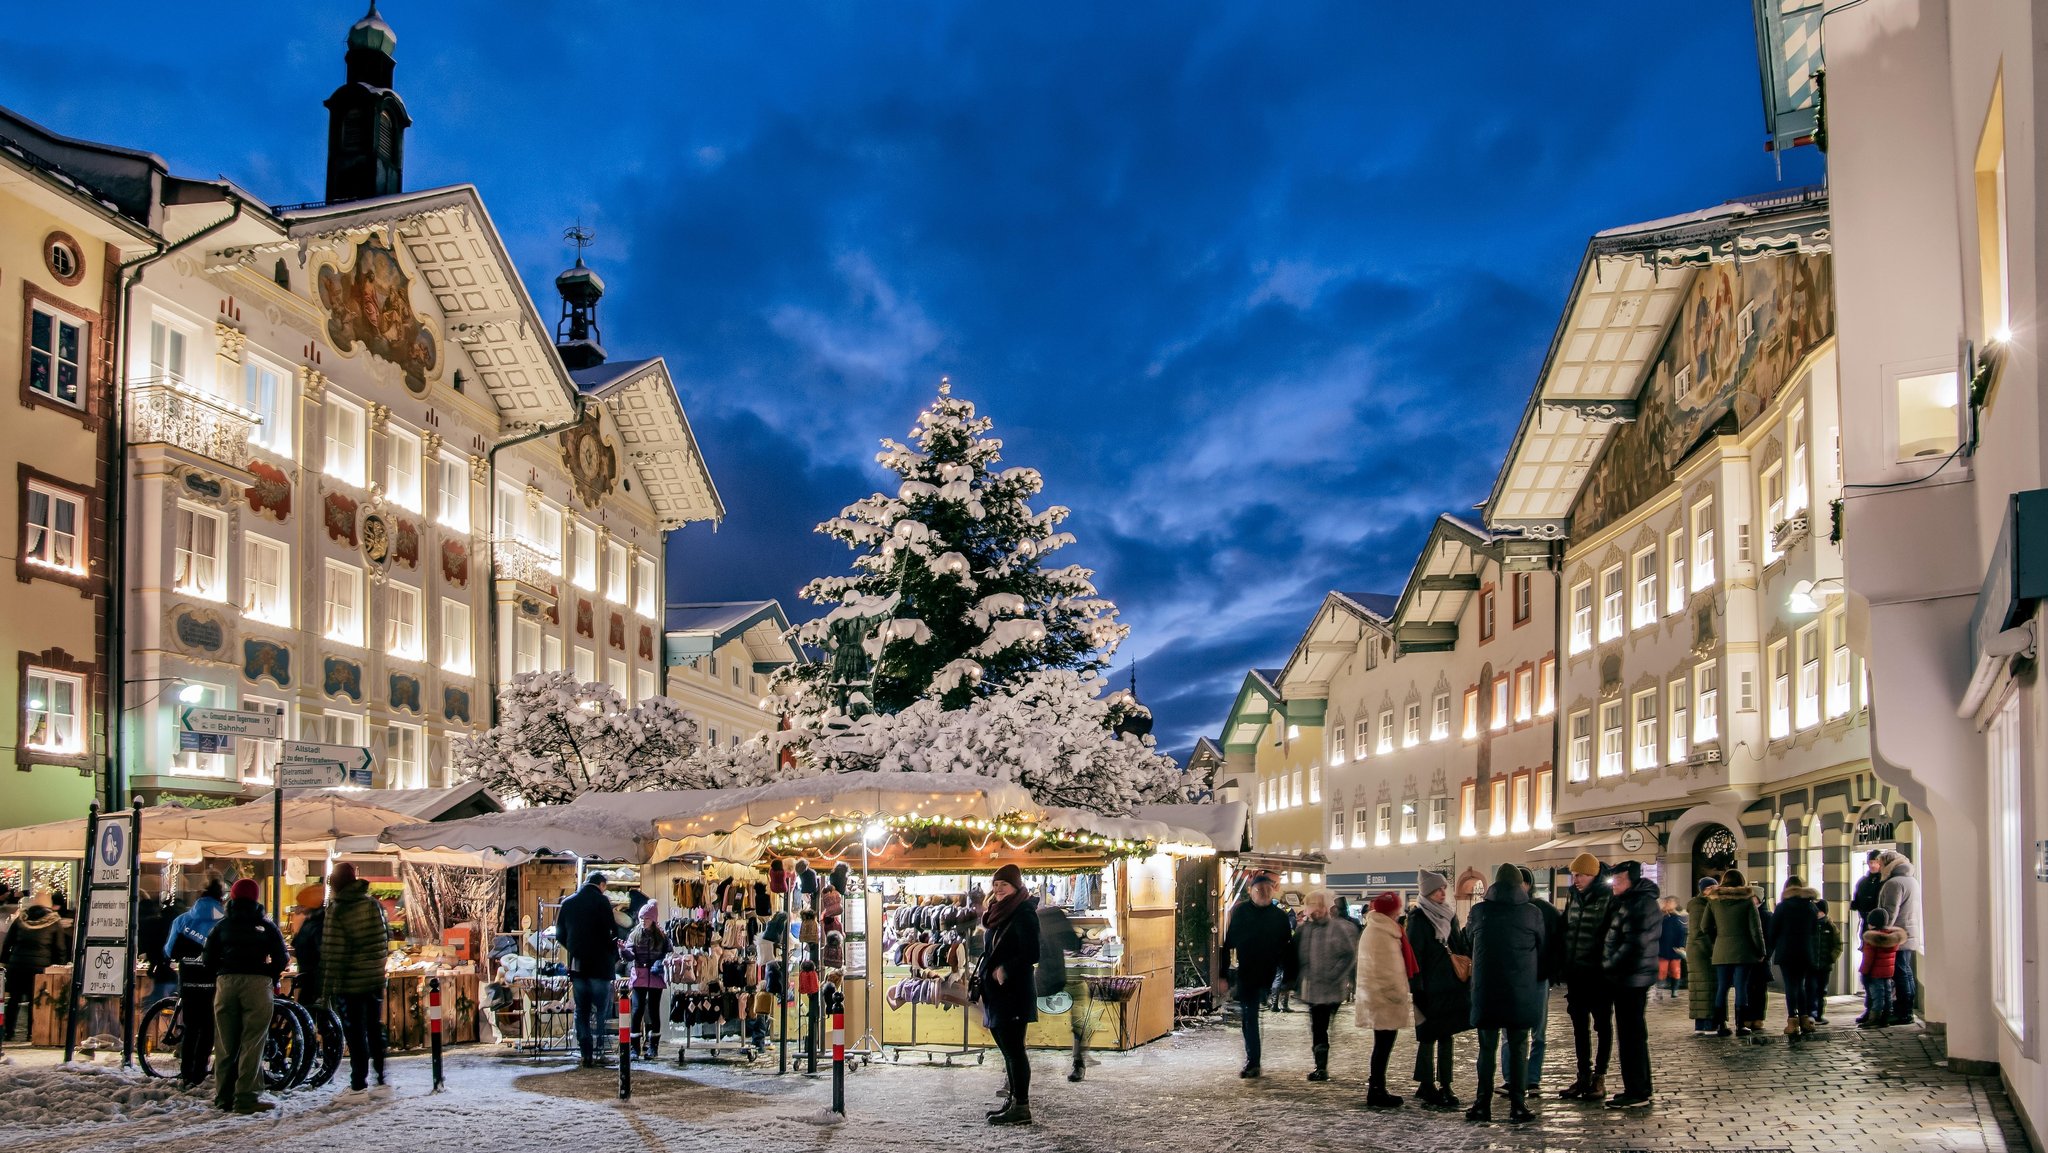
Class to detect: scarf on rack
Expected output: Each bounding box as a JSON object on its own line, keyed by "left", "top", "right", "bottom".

{"left": 1413, "top": 893, "right": 1454, "bottom": 944}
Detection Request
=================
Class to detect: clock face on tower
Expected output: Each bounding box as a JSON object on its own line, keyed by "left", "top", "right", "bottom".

{"left": 558, "top": 411, "right": 618, "bottom": 510}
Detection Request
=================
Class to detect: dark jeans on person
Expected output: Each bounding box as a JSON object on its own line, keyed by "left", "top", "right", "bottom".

{"left": 1413, "top": 1032, "right": 1454, "bottom": 1092}
{"left": 1496, "top": 982, "right": 1549, "bottom": 1087}
{"left": 1564, "top": 977, "right": 1612, "bottom": 1081}
{"left": 2, "top": 979, "right": 35, "bottom": 1043}
{"left": 178, "top": 984, "right": 216, "bottom": 1085}
{"left": 1308, "top": 1002, "right": 1339, "bottom": 1053}
{"left": 1865, "top": 976, "right": 1893, "bottom": 1021}
{"left": 1476, "top": 1026, "right": 1530, "bottom": 1105}
{"left": 1368, "top": 1028, "right": 1397, "bottom": 1087}
{"left": 1237, "top": 997, "right": 1263, "bottom": 1068}
{"left": 1806, "top": 969, "right": 1829, "bottom": 1018}
{"left": 991, "top": 1019, "right": 1031, "bottom": 1105}
{"left": 1894, "top": 949, "right": 1917, "bottom": 1021}
{"left": 1611, "top": 985, "right": 1652, "bottom": 1099}
{"left": 1712, "top": 963, "right": 1748, "bottom": 1026}
{"left": 1779, "top": 962, "right": 1813, "bottom": 1021}
{"left": 336, "top": 990, "right": 388, "bottom": 1090}
{"left": 571, "top": 976, "right": 613, "bottom": 1061}
{"left": 631, "top": 988, "right": 663, "bottom": 1053}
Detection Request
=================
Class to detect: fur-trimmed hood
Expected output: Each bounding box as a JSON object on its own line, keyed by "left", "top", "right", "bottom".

{"left": 1779, "top": 886, "right": 1820, "bottom": 902}
{"left": 1881, "top": 858, "right": 1915, "bottom": 880}
{"left": 1862, "top": 926, "right": 1906, "bottom": 949}
{"left": 1710, "top": 885, "right": 1755, "bottom": 901}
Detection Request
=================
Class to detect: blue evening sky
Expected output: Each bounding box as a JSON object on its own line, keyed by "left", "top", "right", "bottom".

{"left": 11, "top": 4, "right": 1823, "bottom": 756}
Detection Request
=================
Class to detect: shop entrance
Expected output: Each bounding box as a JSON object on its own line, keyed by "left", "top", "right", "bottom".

{"left": 1691, "top": 824, "right": 1738, "bottom": 886}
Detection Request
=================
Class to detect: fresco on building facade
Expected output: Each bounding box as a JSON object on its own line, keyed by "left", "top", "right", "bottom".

{"left": 1575, "top": 252, "right": 1834, "bottom": 537}
{"left": 315, "top": 233, "right": 439, "bottom": 395}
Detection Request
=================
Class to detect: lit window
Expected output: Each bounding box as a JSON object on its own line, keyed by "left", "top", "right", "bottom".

{"left": 605, "top": 541, "right": 629, "bottom": 602}
{"left": 1633, "top": 689, "right": 1659, "bottom": 770}
{"left": 323, "top": 560, "right": 363, "bottom": 646}
{"left": 441, "top": 598, "right": 472, "bottom": 674}
{"left": 1769, "top": 641, "right": 1791, "bottom": 739}
{"left": 1509, "top": 774, "right": 1530, "bottom": 835}
{"left": 387, "top": 722, "right": 423, "bottom": 789}
{"left": 1787, "top": 404, "right": 1809, "bottom": 515}
{"left": 1894, "top": 369, "right": 1961, "bottom": 463}
{"left": 1569, "top": 580, "right": 1593, "bottom": 653}
{"left": 147, "top": 317, "right": 188, "bottom": 388}
{"left": 1760, "top": 464, "right": 1786, "bottom": 563}
{"left": 1308, "top": 764, "right": 1321, "bottom": 804}
{"left": 1491, "top": 675, "right": 1509, "bottom": 732}
{"left": 1488, "top": 779, "right": 1508, "bottom": 837}
{"left": 1331, "top": 806, "right": 1347, "bottom": 849}
{"left": 1826, "top": 607, "right": 1852, "bottom": 719}
{"left": 544, "top": 633, "right": 562, "bottom": 672}
{"left": 324, "top": 396, "right": 366, "bottom": 487}
{"left": 437, "top": 454, "right": 470, "bottom": 529}
{"left": 531, "top": 503, "right": 563, "bottom": 574}
{"left": 1989, "top": 694, "right": 2025, "bottom": 1035}
{"left": 243, "top": 357, "right": 291, "bottom": 456}
{"left": 1291, "top": 769, "right": 1304, "bottom": 807}
{"left": 300, "top": 710, "right": 363, "bottom": 749}
{"left": 1329, "top": 726, "right": 1347, "bottom": 766}
{"left": 1461, "top": 689, "right": 1479, "bottom": 740}
{"left": 237, "top": 697, "right": 287, "bottom": 785}
{"left": 635, "top": 667, "right": 656, "bottom": 704}
{"left": 513, "top": 618, "right": 541, "bottom": 674}
{"left": 1431, "top": 692, "right": 1450, "bottom": 740}
{"left": 609, "top": 658, "right": 629, "bottom": 698}
{"left": 1668, "top": 679, "right": 1690, "bottom": 764}
{"left": 573, "top": 646, "right": 595, "bottom": 682}
{"left": 1666, "top": 530, "right": 1687, "bottom": 615}
{"left": 636, "top": 556, "right": 658, "bottom": 617}
{"left": 1352, "top": 717, "right": 1368, "bottom": 760}
{"left": 1375, "top": 802, "right": 1392, "bottom": 846}
{"left": 1599, "top": 701, "right": 1624, "bottom": 777}
{"left": 1796, "top": 624, "right": 1821, "bottom": 730}
{"left": 1633, "top": 547, "right": 1658, "bottom": 629}
{"left": 1399, "top": 800, "right": 1418, "bottom": 843}
{"left": 22, "top": 667, "right": 83, "bottom": 755}
{"left": 1568, "top": 710, "right": 1592, "bottom": 781}
{"left": 1600, "top": 565, "right": 1624, "bottom": 641}
{"left": 1352, "top": 806, "right": 1370, "bottom": 849}
{"left": 1695, "top": 661, "right": 1720, "bottom": 741}
{"left": 23, "top": 481, "right": 84, "bottom": 574}
{"left": 386, "top": 427, "right": 422, "bottom": 512}
{"left": 243, "top": 535, "right": 290, "bottom": 625}
{"left": 1514, "top": 668, "right": 1533, "bottom": 723}
{"left": 174, "top": 504, "right": 226, "bottom": 600}
{"left": 1377, "top": 709, "right": 1393, "bottom": 754}
{"left": 1976, "top": 83, "right": 2012, "bottom": 345}
{"left": 571, "top": 524, "right": 597, "bottom": 591}
{"left": 1427, "top": 796, "right": 1448, "bottom": 841}
{"left": 1693, "top": 498, "right": 1717, "bottom": 588}
{"left": 386, "top": 582, "right": 422, "bottom": 660}
{"left": 1459, "top": 783, "right": 1478, "bottom": 837}
{"left": 30, "top": 304, "right": 87, "bottom": 408}
{"left": 1404, "top": 702, "right": 1421, "bottom": 747}
{"left": 1537, "top": 657, "right": 1556, "bottom": 715}
{"left": 1533, "top": 769, "right": 1554, "bottom": 830}
{"left": 1479, "top": 587, "right": 1496, "bottom": 642}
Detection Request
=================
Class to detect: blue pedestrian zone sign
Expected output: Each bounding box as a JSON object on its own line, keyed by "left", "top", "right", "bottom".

{"left": 91, "top": 817, "right": 130, "bottom": 887}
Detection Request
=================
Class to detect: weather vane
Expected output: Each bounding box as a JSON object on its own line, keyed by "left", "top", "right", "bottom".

{"left": 564, "top": 222, "right": 595, "bottom": 256}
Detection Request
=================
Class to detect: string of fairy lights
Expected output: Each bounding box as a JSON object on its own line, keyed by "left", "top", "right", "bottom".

{"left": 760, "top": 813, "right": 1215, "bottom": 859}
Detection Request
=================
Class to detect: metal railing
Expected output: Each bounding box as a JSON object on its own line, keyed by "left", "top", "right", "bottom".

{"left": 129, "top": 381, "right": 263, "bottom": 469}
{"left": 495, "top": 538, "right": 562, "bottom": 589}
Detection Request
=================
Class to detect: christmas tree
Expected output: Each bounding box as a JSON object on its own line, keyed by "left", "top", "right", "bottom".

{"left": 786, "top": 379, "right": 1127, "bottom": 712}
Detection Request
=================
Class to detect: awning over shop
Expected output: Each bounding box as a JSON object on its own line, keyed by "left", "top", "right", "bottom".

{"left": 0, "top": 797, "right": 420, "bottom": 862}
{"left": 1523, "top": 830, "right": 1635, "bottom": 869}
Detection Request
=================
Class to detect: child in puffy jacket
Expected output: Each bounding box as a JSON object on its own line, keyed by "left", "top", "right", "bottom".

{"left": 1858, "top": 908, "right": 1905, "bottom": 1028}
{"left": 1657, "top": 895, "right": 1687, "bottom": 1000}
{"left": 627, "top": 904, "right": 671, "bottom": 1057}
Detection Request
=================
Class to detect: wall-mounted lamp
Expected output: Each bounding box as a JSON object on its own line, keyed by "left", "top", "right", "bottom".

{"left": 1787, "top": 577, "right": 1845, "bottom": 615}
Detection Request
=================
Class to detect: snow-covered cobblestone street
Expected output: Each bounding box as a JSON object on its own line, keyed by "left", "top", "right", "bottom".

{"left": 0, "top": 996, "right": 2028, "bottom": 1153}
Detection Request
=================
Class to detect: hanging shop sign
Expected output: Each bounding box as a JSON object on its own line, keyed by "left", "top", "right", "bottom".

{"left": 1855, "top": 803, "right": 1895, "bottom": 846}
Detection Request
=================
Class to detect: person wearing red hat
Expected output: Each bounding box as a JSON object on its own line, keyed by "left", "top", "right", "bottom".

{"left": 201, "top": 878, "right": 289, "bottom": 1113}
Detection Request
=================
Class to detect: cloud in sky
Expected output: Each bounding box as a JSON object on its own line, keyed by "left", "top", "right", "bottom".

{"left": 5, "top": 2, "right": 1823, "bottom": 756}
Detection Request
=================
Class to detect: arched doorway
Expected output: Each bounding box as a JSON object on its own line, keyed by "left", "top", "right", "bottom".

{"left": 1692, "top": 823, "right": 1738, "bottom": 885}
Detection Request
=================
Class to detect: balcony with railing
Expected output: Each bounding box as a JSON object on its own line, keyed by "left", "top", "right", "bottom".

{"left": 495, "top": 537, "right": 562, "bottom": 593}
{"left": 129, "top": 382, "right": 262, "bottom": 470}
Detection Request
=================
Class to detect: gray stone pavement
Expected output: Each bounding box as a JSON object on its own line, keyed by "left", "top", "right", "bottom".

{"left": 0, "top": 991, "right": 2029, "bottom": 1152}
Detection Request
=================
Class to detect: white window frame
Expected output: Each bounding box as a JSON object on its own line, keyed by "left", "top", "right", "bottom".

{"left": 1377, "top": 709, "right": 1393, "bottom": 754}
{"left": 605, "top": 540, "right": 629, "bottom": 602}
{"left": 1459, "top": 783, "right": 1478, "bottom": 837}
{"left": 1537, "top": 657, "right": 1556, "bottom": 715}
{"left": 300, "top": 710, "right": 364, "bottom": 749}
{"left": 1403, "top": 701, "right": 1421, "bottom": 747}
{"left": 532, "top": 503, "right": 563, "bottom": 574}
{"left": 608, "top": 657, "right": 628, "bottom": 698}
{"left": 1768, "top": 641, "right": 1791, "bottom": 739}
{"left": 1352, "top": 717, "right": 1368, "bottom": 760}
{"left": 386, "top": 582, "right": 423, "bottom": 661}
{"left": 1533, "top": 769, "right": 1554, "bottom": 830}
{"left": 324, "top": 395, "right": 367, "bottom": 487}
{"left": 1431, "top": 692, "right": 1450, "bottom": 741}
{"left": 440, "top": 598, "right": 472, "bottom": 675}
{"left": 1666, "top": 529, "right": 1687, "bottom": 615}
{"left": 1633, "top": 546, "right": 1658, "bottom": 630}
{"left": 1796, "top": 623, "right": 1821, "bottom": 730}
{"left": 634, "top": 667, "right": 656, "bottom": 704}
{"left": 236, "top": 696, "right": 288, "bottom": 785}
{"left": 1399, "top": 800, "right": 1419, "bottom": 844}
{"left": 1692, "top": 497, "right": 1717, "bottom": 588}
{"left": 437, "top": 453, "right": 470, "bottom": 530}
{"left": 544, "top": 633, "right": 563, "bottom": 673}
{"left": 23, "top": 480, "right": 84, "bottom": 575}
{"left": 1599, "top": 701, "right": 1624, "bottom": 777}
{"left": 1668, "top": 678, "right": 1690, "bottom": 764}
{"left": 1461, "top": 689, "right": 1479, "bottom": 740}
{"left": 1600, "top": 564, "right": 1624, "bottom": 641}
{"left": 1491, "top": 675, "right": 1510, "bottom": 732}
{"left": 1826, "top": 606, "right": 1852, "bottom": 720}
{"left": 1569, "top": 710, "right": 1591, "bottom": 781}
{"left": 1427, "top": 796, "right": 1448, "bottom": 842}
{"left": 573, "top": 645, "right": 595, "bottom": 683}
{"left": 1886, "top": 360, "right": 1964, "bottom": 472}
{"left": 1989, "top": 693, "right": 2028, "bottom": 1038}
{"left": 1329, "top": 726, "right": 1348, "bottom": 766}
{"left": 1514, "top": 667, "right": 1534, "bottom": 723}
{"left": 571, "top": 524, "right": 597, "bottom": 591}
{"left": 243, "top": 353, "right": 292, "bottom": 457}
{"left": 636, "top": 555, "right": 658, "bottom": 617}
{"left": 1787, "top": 403, "right": 1809, "bottom": 515}
{"left": 22, "top": 666, "right": 84, "bottom": 756}
{"left": 1760, "top": 463, "right": 1786, "bottom": 564}
{"left": 29, "top": 303, "right": 87, "bottom": 408}
{"left": 242, "top": 534, "right": 290, "bottom": 626}
{"left": 147, "top": 312, "right": 193, "bottom": 390}
{"left": 1375, "top": 802, "right": 1392, "bottom": 846}
{"left": 1570, "top": 580, "right": 1593, "bottom": 653}
{"left": 1633, "top": 689, "right": 1659, "bottom": 771}
{"left": 1509, "top": 774, "right": 1530, "bottom": 835}
{"left": 1308, "top": 764, "right": 1321, "bottom": 804}
{"left": 386, "top": 426, "right": 422, "bottom": 513}
{"left": 387, "top": 721, "right": 423, "bottom": 790}
{"left": 173, "top": 682, "right": 229, "bottom": 777}
{"left": 323, "top": 560, "right": 364, "bottom": 647}
{"left": 173, "top": 502, "right": 227, "bottom": 601}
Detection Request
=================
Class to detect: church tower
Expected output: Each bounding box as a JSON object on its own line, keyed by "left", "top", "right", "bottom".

{"left": 324, "top": 2, "right": 411, "bottom": 204}
{"left": 555, "top": 226, "right": 608, "bottom": 370}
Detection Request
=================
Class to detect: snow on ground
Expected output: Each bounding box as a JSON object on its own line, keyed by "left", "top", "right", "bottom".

{"left": 0, "top": 1059, "right": 215, "bottom": 1144}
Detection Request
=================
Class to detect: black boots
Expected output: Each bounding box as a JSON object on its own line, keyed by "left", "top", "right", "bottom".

{"left": 988, "top": 1100, "right": 1032, "bottom": 1126}
{"left": 1069, "top": 1034, "right": 1087, "bottom": 1082}
{"left": 1307, "top": 1045, "right": 1330, "bottom": 1082}
{"left": 1365, "top": 1082, "right": 1403, "bottom": 1109}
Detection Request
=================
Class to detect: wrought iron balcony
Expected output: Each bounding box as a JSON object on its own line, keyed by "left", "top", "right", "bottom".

{"left": 129, "top": 381, "right": 262, "bottom": 469}
{"left": 495, "top": 538, "right": 561, "bottom": 590}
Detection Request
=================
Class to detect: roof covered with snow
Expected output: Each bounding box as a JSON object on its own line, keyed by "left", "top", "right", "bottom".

{"left": 665, "top": 600, "right": 798, "bottom": 671}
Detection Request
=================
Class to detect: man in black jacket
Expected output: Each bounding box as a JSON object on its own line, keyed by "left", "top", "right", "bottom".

{"left": 202, "top": 879, "right": 289, "bottom": 1114}
{"left": 1849, "top": 850, "right": 1884, "bottom": 931}
{"left": 1600, "top": 861, "right": 1662, "bottom": 1110}
{"left": 1217, "top": 871, "right": 1294, "bottom": 1078}
{"left": 1495, "top": 865, "right": 1566, "bottom": 1100}
{"left": 1557, "top": 852, "right": 1615, "bottom": 1102}
{"left": 556, "top": 872, "right": 625, "bottom": 1067}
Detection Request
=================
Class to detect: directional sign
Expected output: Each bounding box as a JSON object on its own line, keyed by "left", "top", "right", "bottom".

{"left": 279, "top": 741, "right": 373, "bottom": 772}
{"left": 178, "top": 730, "right": 231, "bottom": 755}
{"left": 279, "top": 762, "right": 346, "bottom": 790}
{"left": 82, "top": 946, "right": 125, "bottom": 997}
{"left": 85, "top": 899, "right": 130, "bottom": 942}
{"left": 90, "top": 816, "right": 131, "bottom": 887}
{"left": 181, "top": 706, "right": 282, "bottom": 739}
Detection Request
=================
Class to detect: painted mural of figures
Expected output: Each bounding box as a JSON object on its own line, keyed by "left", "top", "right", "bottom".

{"left": 316, "top": 233, "right": 439, "bottom": 395}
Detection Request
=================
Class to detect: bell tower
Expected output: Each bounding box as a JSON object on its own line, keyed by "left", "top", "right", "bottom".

{"left": 555, "top": 225, "right": 607, "bottom": 370}
{"left": 324, "top": 1, "right": 411, "bottom": 204}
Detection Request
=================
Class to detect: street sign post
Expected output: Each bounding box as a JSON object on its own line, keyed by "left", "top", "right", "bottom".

{"left": 279, "top": 763, "right": 346, "bottom": 790}
{"left": 85, "top": 900, "right": 130, "bottom": 941}
{"left": 90, "top": 815, "right": 131, "bottom": 887}
{"left": 279, "top": 741, "right": 372, "bottom": 772}
{"left": 274, "top": 741, "right": 373, "bottom": 920}
{"left": 180, "top": 706, "right": 282, "bottom": 739}
{"left": 82, "top": 946, "right": 125, "bottom": 998}
{"left": 64, "top": 806, "right": 143, "bottom": 1065}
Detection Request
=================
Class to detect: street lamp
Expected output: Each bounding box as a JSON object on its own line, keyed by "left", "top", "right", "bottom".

{"left": 1787, "top": 577, "right": 1845, "bottom": 615}
{"left": 176, "top": 684, "right": 204, "bottom": 704}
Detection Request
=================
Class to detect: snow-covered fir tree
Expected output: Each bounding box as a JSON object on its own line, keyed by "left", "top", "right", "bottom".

{"left": 453, "top": 671, "right": 776, "bottom": 805}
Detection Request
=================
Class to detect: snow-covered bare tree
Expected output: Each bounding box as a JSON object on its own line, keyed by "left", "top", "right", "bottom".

{"left": 454, "top": 671, "right": 734, "bottom": 805}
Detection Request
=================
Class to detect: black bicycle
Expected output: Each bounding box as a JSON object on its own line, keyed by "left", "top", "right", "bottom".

{"left": 137, "top": 992, "right": 341, "bottom": 1091}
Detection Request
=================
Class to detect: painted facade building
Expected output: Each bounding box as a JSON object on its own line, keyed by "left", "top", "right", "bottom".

{"left": 105, "top": 8, "right": 718, "bottom": 804}
{"left": 1219, "top": 667, "right": 1328, "bottom": 887}
{"left": 1820, "top": 0, "right": 2047, "bottom": 1137}
{"left": 662, "top": 600, "right": 799, "bottom": 748}
{"left": 0, "top": 110, "right": 161, "bottom": 873}
{"left": 1486, "top": 191, "right": 1884, "bottom": 995}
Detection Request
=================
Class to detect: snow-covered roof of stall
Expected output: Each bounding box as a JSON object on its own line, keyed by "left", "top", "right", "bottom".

{"left": 313, "top": 781, "right": 499, "bottom": 822}
{"left": 1130, "top": 801, "right": 1247, "bottom": 853}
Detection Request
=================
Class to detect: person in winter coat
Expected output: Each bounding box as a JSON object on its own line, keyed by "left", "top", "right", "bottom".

{"left": 556, "top": 872, "right": 626, "bottom": 1068}
{"left": 626, "top": 902, "right": 671, "bottom": 1058}
{"left": 1600, "top": 861, "right": 1662, "bottom": 1110}
{"left": 1294, "top": 889, "right": 1360, "bottom": 1083}
{"left": 1354, "top": 891, "right": 1416, "bottom": 1109}
{"left": 1874, "top": 851, "right": 1923, "bottom": 1025}
{"left": 1493, "top": 865, "right": 1564, "bottom": 1101}
{"left": 1656, "top": 896, "right": 1687, "bottom": 1000}
{"left": 1768, "top": 878, "right": 1825, "bottom": 1035}
{"left": 1036, "top": 904, "right": 1093, "bottom": 1082}
{"left": 165, "top": 878, "right": 225, "bottom": 1083}
{"left": 1850, "top": 849, "right": 1885, "bottom": 931}
{"left": 290, "top": 885, "right": 325, "bottom": 1004}
{"left": 1556, "top": 853, "right": 1614, "bottom": 1102}
{"left": 1218, "top": 871, "right": 1295, "bottom": 1079}
{"left": 1810, "top": 899, "right": 1843, "bottom": 1025}
{"left": 1407, "top": 870, "right": 1471, "bottom": 1110}
{"left": 138, "top": 894, "right": 183, "bottom": 1006}
{"left": 1744, "top": 893, "right": 1775, "bottom": 1036}
{"left": 321, "top": 863, "right": 393, "bottom": 1093}
{"left": 1466, "top": 864, "right": 1545, "bottom": 1125}
{"left": 1858, "top": 909, "right": 1906, "bottom": 1028}
{"left": 1686, "top": 878, "right": 1719, "bottom": 1032}
{"left": 1701, "top": 868, "right": 1766, "bottom": 1036}
{"left": 0, "top": 889, "right": 70, "bottom": 1042}
{"left": 202, "top": 879, "right": 289, "bottom": 1114}
{"left": 975, "top": 863, "right": 1040, "bottom": 1126}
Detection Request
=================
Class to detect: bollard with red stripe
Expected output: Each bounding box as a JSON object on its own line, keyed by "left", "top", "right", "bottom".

{"left": 828, "top": 984, "right": 846, "bottom": 1118}
{"left": 617, "top": 984, "right": 633, "bottom": 1100}
{"left": 428, "top": 976, "right": 446, "bottom": 1092}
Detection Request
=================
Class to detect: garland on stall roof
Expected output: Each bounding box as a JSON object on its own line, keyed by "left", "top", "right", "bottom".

{"left": 762, "top": 813, "right": 1175, "bottom": 858}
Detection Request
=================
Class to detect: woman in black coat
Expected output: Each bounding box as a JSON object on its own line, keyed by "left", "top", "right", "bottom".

{"left": 1407, "top": 871, "right": 1471, "bottom": 1110}
{"left": 1768, "top": 880, "right": 1824, "bottom": 1035}
{"left": 976, "top": 863, "right": 1041, "bottom": 1127}
{"left": 1467, "top": 864, "right": 1545, "bottom": 1123}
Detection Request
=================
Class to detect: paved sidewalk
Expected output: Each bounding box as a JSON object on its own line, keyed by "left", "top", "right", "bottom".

{"left": 0, "top": 992, "right": 2029, "bottom": 1152}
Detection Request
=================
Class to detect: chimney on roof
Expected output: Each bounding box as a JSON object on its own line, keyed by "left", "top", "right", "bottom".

{"left": 555, "top": 225, "right": 606, "bottom": 370}
{"left": 324, "top": 1, "right": 410, "bottom": 204}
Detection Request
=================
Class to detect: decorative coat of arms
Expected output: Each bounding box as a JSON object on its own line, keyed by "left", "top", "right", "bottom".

{"left": 315, "top": 233, "right": 439, "bottom": 395}
{"left": 558, "top": 411, "right": 618, "bottom": 510}
{"left": 244, "top": 460, "right": 292, "bottom": 522}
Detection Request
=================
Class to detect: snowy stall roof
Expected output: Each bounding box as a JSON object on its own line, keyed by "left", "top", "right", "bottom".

{"left": 0, "top": 796, "right": 417, "bottom": 860}
{"left": 312, "top": 781, "right": 500, "bottom": 822}
{"left": 1130, "top": 801, "right": 1248, "bottom": 854}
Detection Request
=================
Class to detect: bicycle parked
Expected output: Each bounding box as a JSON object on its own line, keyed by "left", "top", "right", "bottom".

{"left": 137, "top": 990, "right": 342, "bottom": 1092}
